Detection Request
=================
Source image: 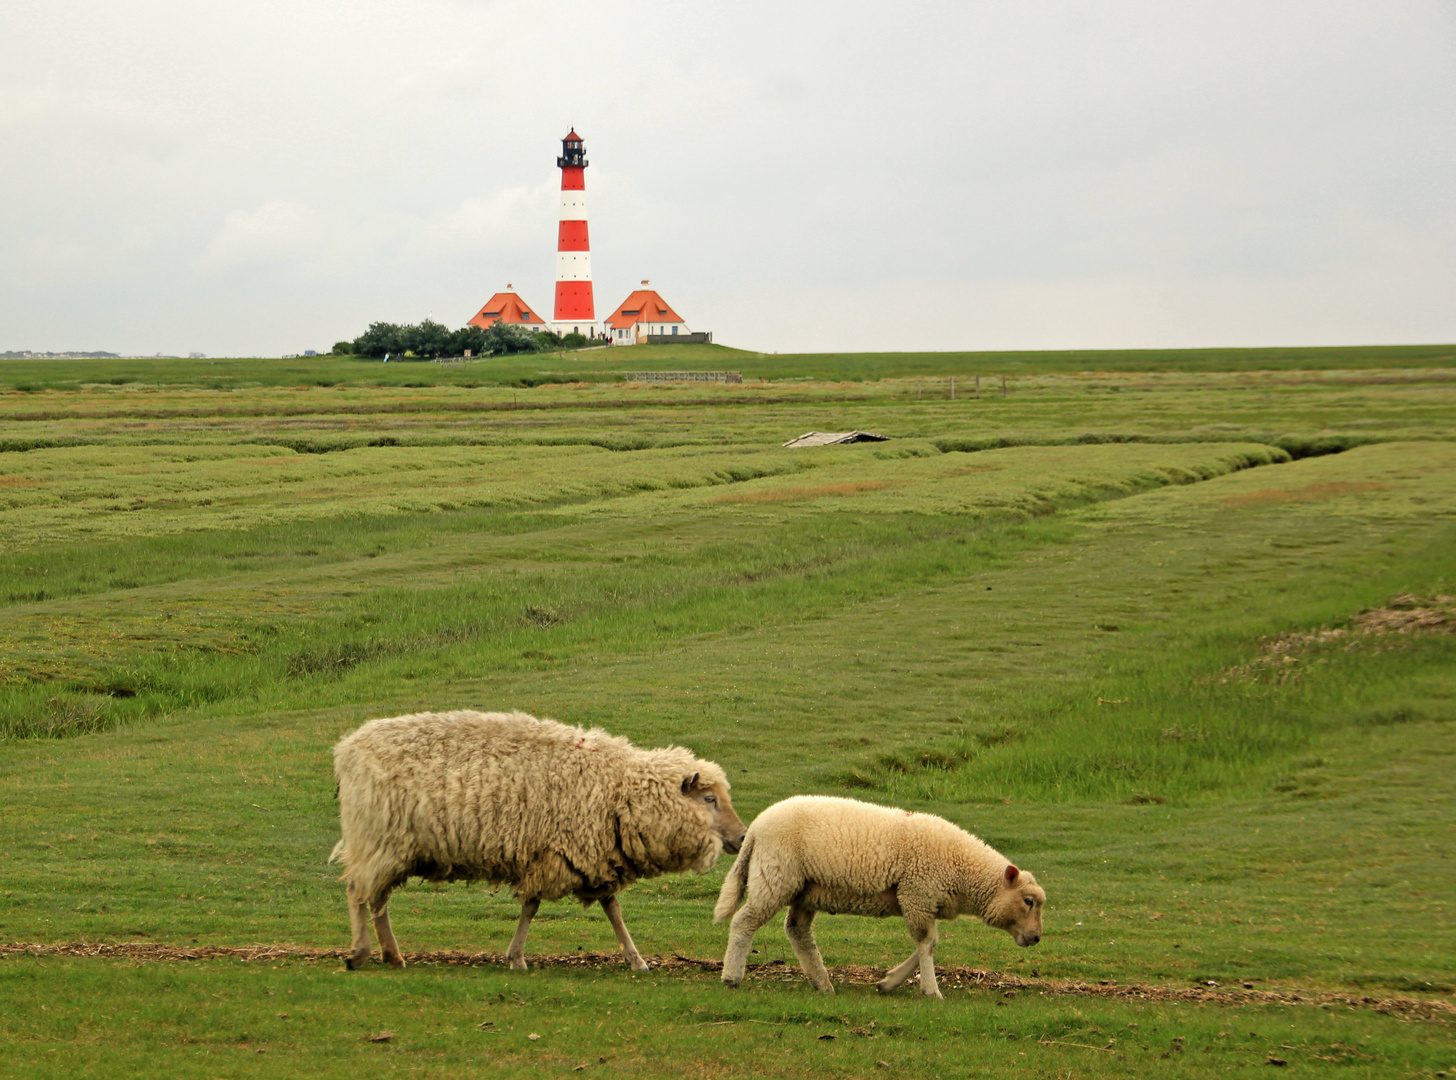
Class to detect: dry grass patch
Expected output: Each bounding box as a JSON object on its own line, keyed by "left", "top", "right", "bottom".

{"left": 1219, "top": 481, "right": 1388, "bottom": 507}
{"left": 711, "top": 481, "right": 887, "bottom": 504}
{"left": 1221, "top": 593, "right": 1454, "bottom": 683}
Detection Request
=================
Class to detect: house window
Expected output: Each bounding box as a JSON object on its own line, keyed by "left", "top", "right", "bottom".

{"left": 672, "top": 326, "right": 678, "bottom": 335}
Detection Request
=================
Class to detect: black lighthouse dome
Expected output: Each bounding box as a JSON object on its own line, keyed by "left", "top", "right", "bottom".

{"left": 557, "top": 129, "right": 587, "bottom": 169}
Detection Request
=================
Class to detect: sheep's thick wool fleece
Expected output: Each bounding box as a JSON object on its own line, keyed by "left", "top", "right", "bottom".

{"left": 716, "top": 795, "right": 1011, "bottom": 920}
{"left": 334, "top": 710, "right": 727, "bottom": 903}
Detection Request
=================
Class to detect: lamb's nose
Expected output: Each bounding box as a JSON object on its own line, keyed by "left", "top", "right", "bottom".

{"left": 1024, "top": 933, "right": 1040, "bottom": 947}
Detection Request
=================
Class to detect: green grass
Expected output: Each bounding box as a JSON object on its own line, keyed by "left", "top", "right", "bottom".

{"left": 3, "top": 341, "right": 1454, "bottom": 393}
{"left": 0, "top": 441, "right": 1289, "bottom": 736}
{"left": 1, "top": 353, "right": 1454, "bottom": 1076}
{"left": 2, "top": 957, "right": 1449, "bottom": 1079}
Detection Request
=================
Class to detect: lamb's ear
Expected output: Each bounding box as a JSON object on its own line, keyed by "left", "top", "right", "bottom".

{"left": 1004, "top": 864, "right": 1019, "bottom": 885}
{"left": 682, "top": 772, "right": 701, "bottom": 795}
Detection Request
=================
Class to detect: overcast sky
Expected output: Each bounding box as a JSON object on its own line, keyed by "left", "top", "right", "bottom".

{"left": 2, "top": 1, "right": 1454, "bottom": 356}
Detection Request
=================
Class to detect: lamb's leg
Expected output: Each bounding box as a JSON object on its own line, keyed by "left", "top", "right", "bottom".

{"left": 370, "top": 888, "right": 406, "bottom": 970}
{"left": 784, "top": 903, "right": 833, "bottom": 993}
{"left": 721, "top": 902, "right": 778, "bottom": 988}
{"left": 600, "top": 894, "right": 650, "bottom": 972}
{"left": 506, "top": 898, "right": 540, "bottom": 971}
{"left": 877, "top": 914, "right": 940, "bottom": 998}
{"left": 915, "top": 925, "right": 941, "bottom": 998}
{"left": 345, "top": 880, "right": 372, "bottom": 970}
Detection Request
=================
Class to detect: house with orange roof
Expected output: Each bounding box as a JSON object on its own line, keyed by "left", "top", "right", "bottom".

{"left": 467, "top": 286, "right": 545, "bottom": 330}
{"left": 603, "top": 283, "right": 692, "bottom": 344}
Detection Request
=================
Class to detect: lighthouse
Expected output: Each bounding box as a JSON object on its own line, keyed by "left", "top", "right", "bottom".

{"left": 552, "top": 129, "right": 595, "bottom": 337}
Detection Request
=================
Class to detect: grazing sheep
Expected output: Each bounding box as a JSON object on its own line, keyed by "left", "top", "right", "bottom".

{"left": 714, "top": 795, "right": 1044, "bottom": 998}
{"left": 330, "top": 709, "right": 745, "bottom": 972}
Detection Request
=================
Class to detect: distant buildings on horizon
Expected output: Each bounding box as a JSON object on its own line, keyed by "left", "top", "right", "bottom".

{"left": 469, "top": 280, "right": 704, "bottom": 346}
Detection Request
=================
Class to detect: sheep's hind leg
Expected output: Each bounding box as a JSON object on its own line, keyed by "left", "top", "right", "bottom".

{"left": 600, "top": 894, "right": 650, "bottom": 972}
{"left": 345, "top": 880, "right": 372, "bottom": 970}
{"left": 784, "top": 903, "right": 833, "bottom": 993}
{"left": 877, "top": 915, "right": 940, "bottom": 999}
{"left": 370, "top": 887, "right": 406, "bottom": 970}
{"left": 721, "top": 903, "right": 777, "bottom": 988}
{"left": 506, "top": 898, "right": 540, "bottom": 971}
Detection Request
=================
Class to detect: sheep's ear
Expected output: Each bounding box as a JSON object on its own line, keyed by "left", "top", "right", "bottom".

{"left": 682, "top": 772, "right": 701, "bottom": 795}
{"left": 1004, "top": 864, "right": 1019, "bottom": 885}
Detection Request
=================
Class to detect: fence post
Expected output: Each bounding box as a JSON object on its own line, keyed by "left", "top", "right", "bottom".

{"left": 1001, "top": 374, "right": 1007, "bottom": 398}
{"left": 975, "top": 374, "right": 980, "bottom": 399}
{"left": 917, "top": 378, "right": 923, "bottom": 401}
{"left": 950, "top": 376, "right": 955, "bottom": 400}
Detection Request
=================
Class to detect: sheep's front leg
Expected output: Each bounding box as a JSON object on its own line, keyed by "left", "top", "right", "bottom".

{"left": 370, "top": 887, "right": 406, "bottom": 970}
{"left": 506, "top": 898, "right": 540, "bottom": 971}
{"left": 345, "top": 880, "right": 372, "bottom": 970}
{"left": 784, "top": 903, "right": 833, "bottom": 993}
{"left": 600, "top": 895, "right": 650, "bottom": 971}
{"left": 877, "top": 913, "right": 940, "bottom": 998}
{"left": 721, "top": 903, "right": 778, "bottom": 988}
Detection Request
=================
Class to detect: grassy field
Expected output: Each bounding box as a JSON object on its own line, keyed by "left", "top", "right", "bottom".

{"left": 1, "top": 342, "right": 1454, "bottom": 394}
{"left": 1, "top": 347, "right": 1453, "bottom": 1078}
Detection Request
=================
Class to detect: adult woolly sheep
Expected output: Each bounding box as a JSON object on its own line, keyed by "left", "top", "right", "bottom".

{"left": 714, "top": 795, "right": 1045, "bottom": 998}
{"left": 330, "top": 710, "right": 745, "bottom": 972}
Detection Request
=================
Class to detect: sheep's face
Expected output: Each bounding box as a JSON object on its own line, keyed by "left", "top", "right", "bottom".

{"left": 984, "top": 864, "right": 1045, "bottom": 947}
{"left": 682, "top": 771, "right": 746, "bottom": 855}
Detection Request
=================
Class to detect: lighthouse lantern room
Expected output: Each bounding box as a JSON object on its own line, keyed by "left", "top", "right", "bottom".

{"left": 552, "top": 129, "right": 596, "bottom": 337}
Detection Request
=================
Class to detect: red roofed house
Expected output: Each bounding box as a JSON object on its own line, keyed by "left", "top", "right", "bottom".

{"left": 467, "top": 286, "right": 544, "bottom": 330}
{"left": 604, "top": 283, "right": 689, "bottom": 345}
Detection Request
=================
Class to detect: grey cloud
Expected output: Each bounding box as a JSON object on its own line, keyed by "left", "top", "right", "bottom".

{"left": 1, "top": 0, "right": 1453, "bottom": 355}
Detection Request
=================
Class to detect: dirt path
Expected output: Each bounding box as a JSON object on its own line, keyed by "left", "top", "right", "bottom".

{"left": 4, "top": 941, "right": 1451, "bottom": 1022}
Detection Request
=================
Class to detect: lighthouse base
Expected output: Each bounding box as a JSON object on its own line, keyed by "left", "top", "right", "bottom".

{"left": 550, "top": 323, "right": 599, "bottom": 340}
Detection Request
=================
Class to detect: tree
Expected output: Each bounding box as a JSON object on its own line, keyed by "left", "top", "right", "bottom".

{"left": 331, "top": 341, "right": 354, "bottom": 355}
{"left": 404, "top": 319, "right": 451, "bottom": 360}
{"left": 352, "top": 322, "right": 407, "bottom": 358}
{"left": 446, "top": 325, "right": 490, "bottom": 357}
{"left": 560, "top": 331, "right": 588, "bottom": 348}
{"left": 484, "top": 322, "right": 541, "bottom": 355}
{"left": 350, "top": 319, "right": 544, "bottom": 359}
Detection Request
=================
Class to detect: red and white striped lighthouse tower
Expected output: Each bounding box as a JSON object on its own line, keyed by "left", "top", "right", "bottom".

{"left": 552, "top": 129, "right": 595, "bottom": 336}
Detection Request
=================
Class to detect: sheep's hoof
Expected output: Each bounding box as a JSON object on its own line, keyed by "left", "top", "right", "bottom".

{"left": 385, "top": 955, "right": 406, "bottom": 971}
{"left": 922, "top": 989, "right": 944, "bottom": 1000}
{"left": 721, "top": 976, "right": 741, "bottom": 989}
{"left": 628, "top": 959, "right": 651, "bottom": 973}
{"left": 875, "top": 980, "right": 897, "bottom": 995}
{"left": 508, "top": 956, "right": 528, "bottom": 972}
{"left": 345, "top": 951, "right": 368, "bottom": 971}
{"left": 816, "top": 983, "right": 836, "bottom": 995}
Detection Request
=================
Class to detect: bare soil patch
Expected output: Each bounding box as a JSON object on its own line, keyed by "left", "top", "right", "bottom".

{"left": 1222, "top": 594, "right": 1453, "bottom": 683}
{"left": 5, "top": 941, "right": 1450, "bottom": 1021}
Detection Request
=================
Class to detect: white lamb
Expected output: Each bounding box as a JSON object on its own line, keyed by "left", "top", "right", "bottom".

{"left": 330, "top": 710, "right": 745, "bottom": 972}
{"left": 714, "top": 795, "right": 1045, "bottom": 998}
